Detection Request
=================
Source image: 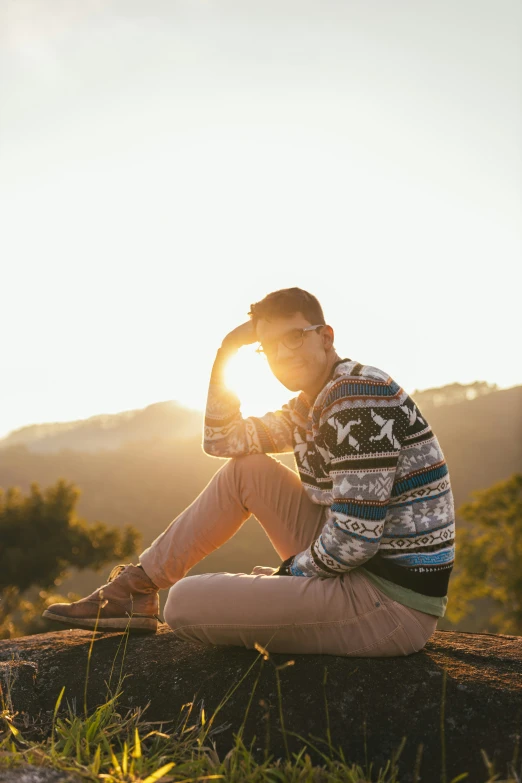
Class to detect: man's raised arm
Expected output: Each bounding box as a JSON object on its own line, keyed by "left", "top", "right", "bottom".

{"left": 203, "top": 321, "right": 296, "bottom": 458}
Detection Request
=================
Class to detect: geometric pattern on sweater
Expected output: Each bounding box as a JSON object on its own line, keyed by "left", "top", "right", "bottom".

{"left": 391, "top": 475, "right": 451, "bottom": 505}
{"left": 395, "top": 437, "right": 446, "bottom": 478}
{"left": 203, "top": 358, "right": 455, "bottom": 597}
{"left": 391, "top": 462, "right": 449, "bottom": 498}
{"left": 330, "top": 470, "right": 396, "bottom": 502}
{"left": 381, "top": 522, "right": 455, "bottom": 550}
{"left": 386, "top": 548, "right": 455, "bottom": 569}
{"left": 386, "top": 490, "right": 454, "bottom": 532}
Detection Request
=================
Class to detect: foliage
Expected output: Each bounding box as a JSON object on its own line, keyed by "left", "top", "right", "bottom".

{"left": 447, "top": 473, "right": 522, "bottom": 634}
{"left": 0, "top": 479, "right": 140, "bottom": 638}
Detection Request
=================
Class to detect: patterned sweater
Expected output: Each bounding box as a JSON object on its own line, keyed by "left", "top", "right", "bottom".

{"left": 203, "top": 356, "right": 455, "bottom": 599}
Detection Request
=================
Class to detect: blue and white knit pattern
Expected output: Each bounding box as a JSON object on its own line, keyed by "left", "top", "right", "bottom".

{"left": 204, "top": 359, "right": 455, "bottom": 597}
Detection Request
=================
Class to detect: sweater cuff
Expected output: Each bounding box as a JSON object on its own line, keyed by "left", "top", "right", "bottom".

{"left": 273, "top": 555, "right": 295, "bottom": 576}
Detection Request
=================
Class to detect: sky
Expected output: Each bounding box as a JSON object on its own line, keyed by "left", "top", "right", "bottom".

{"left": 0, "top": 0, "right": 521, "bottom": 439}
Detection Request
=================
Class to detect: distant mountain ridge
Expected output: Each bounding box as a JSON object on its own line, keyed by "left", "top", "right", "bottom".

{"left": 0, "top": 381, "right": 503, "bottom": 455}
{"left": 0, "top": 402, "right": 203, "bottom": 454}
{"left": 0, "top": 382, "right": 519, "bottom": 510}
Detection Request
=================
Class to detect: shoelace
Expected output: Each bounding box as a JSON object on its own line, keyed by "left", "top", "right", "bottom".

{"left": 107, "top": 564, "right": 127, "bottom": 582}
{"left": 107, "top": 564, "right": 163, "bottom": 623}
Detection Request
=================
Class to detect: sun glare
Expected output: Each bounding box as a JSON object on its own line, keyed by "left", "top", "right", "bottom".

{"left": 224, "top": 345, "right": 291, "bottom": 417}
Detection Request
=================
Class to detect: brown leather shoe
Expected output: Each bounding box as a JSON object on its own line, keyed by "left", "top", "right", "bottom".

{"left": 42, "top": 564, "right": 160, "bottom": 633}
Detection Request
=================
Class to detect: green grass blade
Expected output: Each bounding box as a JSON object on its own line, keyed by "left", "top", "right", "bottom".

{"left": 142, "top": 761, "right": 176, "bottom": 782}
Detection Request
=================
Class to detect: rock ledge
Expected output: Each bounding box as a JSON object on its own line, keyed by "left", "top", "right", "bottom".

{"left": 1, "top": 628, "right": 521, "bottom": 783}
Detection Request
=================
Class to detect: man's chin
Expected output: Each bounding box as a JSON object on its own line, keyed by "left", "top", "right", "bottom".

{"left": 273, "top": 365, "right": 309, "bottom": 392}
{"left": 277, "top": 376, "right": 305, "bottom": 392}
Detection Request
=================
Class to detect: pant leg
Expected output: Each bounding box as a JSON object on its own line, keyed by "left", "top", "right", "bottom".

{"left": 140, "top": 452, "right": 437, "bottom": 657}
{"left": 163, "top": 567, "right": 438, "bottom": 657}
{"left": 139, "top": 454, "right": 326, "bottom": 589}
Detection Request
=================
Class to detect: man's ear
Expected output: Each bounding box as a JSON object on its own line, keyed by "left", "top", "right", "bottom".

{"left": 322, "top": 325, "right": 334, "bottom": 349}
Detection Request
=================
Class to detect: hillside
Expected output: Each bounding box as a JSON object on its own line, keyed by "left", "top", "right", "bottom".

{"left": 417, "top": 384, "right": 522, "bottom": 508}
{"left": 1, "top": 382, "right": 519, "bottom": 511}
{"left": 0, "top": 401, "right": 202, "bottom": 453}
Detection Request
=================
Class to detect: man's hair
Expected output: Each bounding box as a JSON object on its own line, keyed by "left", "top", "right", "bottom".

{"left": 248, "top": 287, "right": 326, "bottom": 326}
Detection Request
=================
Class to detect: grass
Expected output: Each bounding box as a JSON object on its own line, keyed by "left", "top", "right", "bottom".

{"left": 0, "top": 605, "right": 520, "bottom": 783}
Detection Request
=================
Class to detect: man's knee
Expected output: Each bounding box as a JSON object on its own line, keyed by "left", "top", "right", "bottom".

{"left": 163, "top": 576, "right": 203, "bottom": 631}
{"left": 217, "top": 453, "right": 276, "bottom": 498}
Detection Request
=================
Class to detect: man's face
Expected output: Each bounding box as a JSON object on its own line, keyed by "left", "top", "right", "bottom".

{"left": 255, "top": 312, "right": 333, "bottom": 393}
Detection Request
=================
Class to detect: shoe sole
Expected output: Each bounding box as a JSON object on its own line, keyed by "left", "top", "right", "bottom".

{"left": 42, "top": 610, "right": 157, "bottom": 633}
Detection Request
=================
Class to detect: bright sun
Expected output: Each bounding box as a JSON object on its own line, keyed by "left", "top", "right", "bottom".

{"left": 224, "top": 344, "right": 291, "bottom": 417}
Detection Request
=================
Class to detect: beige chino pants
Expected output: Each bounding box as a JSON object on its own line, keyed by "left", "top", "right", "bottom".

{"left": 139, "top": 454, "right": 438, "bottom": 657}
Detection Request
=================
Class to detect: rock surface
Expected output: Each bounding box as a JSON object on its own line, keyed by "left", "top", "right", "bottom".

{"left": 1, "top": 627, "right": 521, "bottom": 783}
{"left": 0, "top": 767, "right": 81, "bottom": 783}
{"left": 0, "top": 661, "right": 38, "bottom": 715}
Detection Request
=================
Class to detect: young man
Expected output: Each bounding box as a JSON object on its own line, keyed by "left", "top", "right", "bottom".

{"left": 43, "top": 288, "right": 455, "bottom": 657}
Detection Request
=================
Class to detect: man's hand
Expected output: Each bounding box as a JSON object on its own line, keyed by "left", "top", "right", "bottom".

{"left": 221, "top": 321, "right": 257, "bottom": 353}
{"left": 250, "top": 565, "right": 278, "bottom": 576}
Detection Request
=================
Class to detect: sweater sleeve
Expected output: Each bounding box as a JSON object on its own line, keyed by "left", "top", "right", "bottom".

{"left": 203, "top": 348, "right": 297, "bottom": 457}
{"left": 287, "top": 401, "right": 405, "bottom": 577}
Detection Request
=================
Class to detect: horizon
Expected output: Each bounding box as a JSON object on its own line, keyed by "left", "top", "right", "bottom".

{"left": 1, "top": 0, "right": 520, "bottom": 441}
{"left": 0, "top": 372, "right": 515, "bottom": 442}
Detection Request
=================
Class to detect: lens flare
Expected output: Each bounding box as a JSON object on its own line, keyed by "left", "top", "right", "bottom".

{"left": 224, "top": 345, "right": 291, "bottom": 417}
